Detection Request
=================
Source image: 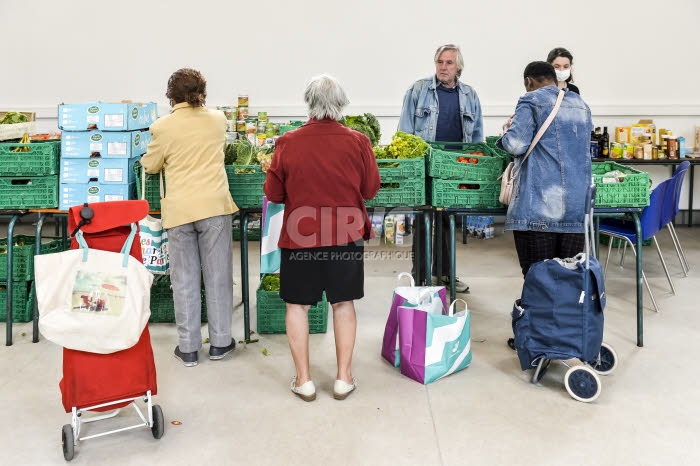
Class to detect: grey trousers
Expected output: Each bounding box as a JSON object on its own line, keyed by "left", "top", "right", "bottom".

{"left": 168, "top": 214, "right": 233, "bottom": 352}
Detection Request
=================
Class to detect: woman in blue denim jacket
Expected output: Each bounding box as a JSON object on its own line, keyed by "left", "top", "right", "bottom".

{"left": 497, "top": 61, "right": 593, "bottom": 277}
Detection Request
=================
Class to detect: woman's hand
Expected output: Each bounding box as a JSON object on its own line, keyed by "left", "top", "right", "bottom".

{"left": 502, "top": 114, "right": 515, "bottom": 133}
{"left": 260, "top": 158, "right": 271, "bottom": 173}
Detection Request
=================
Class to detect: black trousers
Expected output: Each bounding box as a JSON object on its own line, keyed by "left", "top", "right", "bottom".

{"left": 512, "top": 230, "right": 585, "bottom": 278}
{"left": 412, "top": 212, "right": 452, "bottom": 283}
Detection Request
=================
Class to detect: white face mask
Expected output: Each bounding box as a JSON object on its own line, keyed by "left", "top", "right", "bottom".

{"left": 555, "top": 69, "right": 571, "bottom": 82}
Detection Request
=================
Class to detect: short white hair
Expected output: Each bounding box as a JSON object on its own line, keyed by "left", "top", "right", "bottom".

{"left": 304, "top": 74, "right": 349, "bottom": 121}
{"left": 434, "top": 44, "right": 464, "bottom": 79}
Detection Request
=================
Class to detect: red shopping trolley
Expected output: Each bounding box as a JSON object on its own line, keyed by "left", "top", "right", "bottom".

{"left": 59, "top": 200, "right": 163, "bottom": 461}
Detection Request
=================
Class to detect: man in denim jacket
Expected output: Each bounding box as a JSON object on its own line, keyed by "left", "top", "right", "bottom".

{"left": 399, "top": 44, "right": 483, "bottom": 292}
{"left": 497, "top": 61, "right": 593, "bottom": 278}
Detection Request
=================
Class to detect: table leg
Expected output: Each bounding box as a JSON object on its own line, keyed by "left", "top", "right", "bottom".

{"left": 688, "top": 164, "right": 694, "bottom": 227}
{"left": 462, "top": 215, "right": 467, "bottom": 245}
{"left": 240, "top": 210, "right": 251, "bottom": 342}
{"left": 424, "top": 212, "right": 432, "bottom": 282}
{"left": 449, "top": 214, "right": 456, "bottom": 305}
{"left": 414, "top": 212, "right": 423, "bottom": 285}
{"left": 33, "top": 214, "right": 47, "bottom": 343}
{"left": 6, "top": 215, "right": 19, "bottom": 346}
{"left": 435, "top": 211, "right": 442, "bottom": 282}
{"left": 634, "top": 212, "right": 644, "bottom": 347}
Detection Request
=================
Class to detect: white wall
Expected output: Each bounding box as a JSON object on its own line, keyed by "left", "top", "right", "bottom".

{"left": 2, "top": 0, "right": 700, "bottom": 213}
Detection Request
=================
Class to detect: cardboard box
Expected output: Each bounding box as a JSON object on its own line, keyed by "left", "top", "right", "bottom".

{"left": 61, "top": 130, "right": 150, "bottom": 158}
{"left": 58, "top": 102, "right": 158, "bottom": 131}
{"left": 59, "top": 182, "right": 135, "bottom": 210}
{"left": 60, "top": 156, "right": 139, "bottom": 184}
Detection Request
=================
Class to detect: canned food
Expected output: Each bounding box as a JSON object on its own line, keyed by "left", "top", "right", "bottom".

{"left": 623, "top": 143, "right": 635, "bottom": 159}
{"left": 246, "top": 122, "right": 256, "bottom": 135}
{"left": 238, "top": 106, "right": 249, "bottom": 119}
{"left": 257, "top": 121, "right": 267, "bottom": 133}
{"left": 590, "top": 140, "right": 599, "bottom": 159}
{"left": 236, "top": 120, "right": 246, "bottom": 132}
{"left": 265, "top": 129, "right": 275, "bottom": 138}
{"left": 652, "top": 146, "right": 659, "bottom": 160}
{"left": 667, "top": 137, "right": 678, "bottom": 159}
{"left": 221, "top": 106, "right": 235, "bottom": 120}
{"left": 238, "top": 95, "right": 249, "bottom": 107}
{"left": 257, "top": 133, "right": 267, "bottom": 146}
{"left": 257, "top": 111, "right": 268, "bottom": 121}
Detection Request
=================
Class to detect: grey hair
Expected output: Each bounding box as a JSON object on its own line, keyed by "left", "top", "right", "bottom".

{"left": 434, "top": 44, "right": 464, "bottom": 79}
{"left": 304, "top": 74, "right": 350, "bottom": 121}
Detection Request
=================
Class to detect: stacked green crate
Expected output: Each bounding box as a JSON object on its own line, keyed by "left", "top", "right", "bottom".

{"left": 256, "top": 276, "right": 328, "bottom": 334}
{"left": 428, "top": 142, "right": 506, "bottom": 208}
{"left": 366, "top": 153, "right": 427, "bottom": 207}
{"left": 0, "top": 140, "right": 60, "bottom": 209}
{"left": 148, "top": 275, "right": 208, "bottom": 323}
{"left": 0, "top": 236, "right": 62, "bottom": 322}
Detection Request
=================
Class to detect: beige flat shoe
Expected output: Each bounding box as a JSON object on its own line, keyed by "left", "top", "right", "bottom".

{"left": 333, "top": 378, "right": 357, "bottom": 400}
{"left": 290, "top": 376, "right": 316, "bottom": 402}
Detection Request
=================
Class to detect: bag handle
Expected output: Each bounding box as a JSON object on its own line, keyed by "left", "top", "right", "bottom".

{"left": 75, "top": 223, "right": 138, "bottom": 267}
{"left": 397, "top": 272, "right": 415, "bottom": 288}
{"left": 512, "top": 89, "right": 565, "bottom": 179}
{"left": 448, "top": 298, "right": 468, "bottom": 316}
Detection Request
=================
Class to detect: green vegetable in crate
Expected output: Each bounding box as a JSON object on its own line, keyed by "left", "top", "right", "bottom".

{"left": 340, "top": 113, "right": 381, "bottom": 146}
{"left": 234, "top": 138, "right": 258, "bottom": 166}
{"left": 0, "top": 112, "right": 28, "bottom": 124}
{"left": 224, "top": 142, "right": 237, "bottom": 165}
{"left": 262, "top": 275, "right": 281, "bottom": 291}
{"left": 385, "top": 132, "right": 428, "bottom": 159}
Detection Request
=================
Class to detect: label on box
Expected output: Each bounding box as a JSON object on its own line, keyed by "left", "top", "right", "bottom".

{"left": 104, "top": 114, "right": 124, "bottom": 128}
{"left": 104, "top": 168, "right": 124, "bottom": 182}
{"left": 87, "top": 195, "right": 100, "bottom": 203}
{"left": 90, "top": 142, "right": 103, "bottom": 151}
{"left": 105, "top": 195, "right": 125, "bottom": 202}
{"left": 87, "top": 168, "right": 100, "bottom": 177}
{"left": 108, "top": 142, "right": 127, "bottom": 155}
{"left": 87, "top": 115, "right": 99, "bottom": 124}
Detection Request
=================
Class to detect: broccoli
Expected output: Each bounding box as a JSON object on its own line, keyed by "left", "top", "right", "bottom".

{"left": 364, "top": 113, "right": 381, "bottom": 145}
{"left": 262, "top": 275, "right": 281, "bottom": 291}
{"left": 341, "top": 115, "right": 379, "bottom": 146}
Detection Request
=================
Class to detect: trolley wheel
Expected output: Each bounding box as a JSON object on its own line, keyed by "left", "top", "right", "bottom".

{"left": 564, "top": 366, "right": 602, "bottom": 403}
{"left": 592, "top": 342, "right": 618, "bottom": 375}
{"left": 62, "top": 424, "right": 75, "bottom": 461}
{"left": 507, "top": 338, "right": 515, "bottom": 351}
{"left": 531, "top": 358, "right": 551, "bottom": 384}
{"left": 151, "top": 404, "right": 164, "bottom": 439}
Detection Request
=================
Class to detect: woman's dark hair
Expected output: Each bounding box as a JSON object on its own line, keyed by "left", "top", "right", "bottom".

{"left": 523, "top": 61, "right": 557, "bottom": 84}
{"left": 546, "top": 47, "right": 574, "bottom": 83}
{"left": 166, "top": 68, "right": 207, "bottom": 107}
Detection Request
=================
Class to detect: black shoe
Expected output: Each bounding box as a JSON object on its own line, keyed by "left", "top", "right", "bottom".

{"left": 507, "top": 338, "right": 515, "bottom": 351}
{"left": 174, "top": 347, "right": 198, "bottom": 367}
{"left": 209, "top": 339, "right": 236, "bottom": 360}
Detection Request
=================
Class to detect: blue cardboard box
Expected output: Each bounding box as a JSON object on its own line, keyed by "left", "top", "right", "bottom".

{"left": 61, "top": 130, "right": 151, "bottom": 158}
{"left": 59, "top": 182, "right": 135, "bottom": 210}
{"left": 58, "top": 102, "right": 158, "bottom": 131}
{"left": 60, "top": 156, "right": 139, "bottom": 184}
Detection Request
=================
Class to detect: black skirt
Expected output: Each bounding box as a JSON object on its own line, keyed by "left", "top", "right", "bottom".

{"left": 279, "top": 242, "right": 364, "bottom": 305}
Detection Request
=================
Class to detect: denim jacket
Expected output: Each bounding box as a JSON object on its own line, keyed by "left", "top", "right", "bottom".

{"left": 398, "top": 75, "right": 484, "bottom": 143}
{"left": 497, "top": 85, "right": 593, "bottom": 233}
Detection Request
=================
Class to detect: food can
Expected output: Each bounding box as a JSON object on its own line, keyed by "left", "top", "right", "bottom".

{"left": 623, "top": 143, "right": 635, "bottom": 159}
{"left": 257, "top": 121, "right": 267, "bottom": 133}
{"left": 238, "top": 106, "right": 249, "bottom": 120}
{"left": 257, "top": 111, "right": 268, "bottom": 121}
{"left": 238, "top": 95, "right": 249, "bottom": 107}
{"left": 610, "top": 142, "right": 624, "bottom": 159}
{"left": 589, "top": 140, "right": 599, "bottom": 159}
{"left": 246, "top": 133, "right": 256, "bottom": 145}
{"left": 265, "top": 128, "right": 275, "bottom": 138}
{"left": 221, "top": 106, "right": 235, "bottom": 120}
{"left": 246, "top": 122, "right": 256, "bottom": 135}
{"left": 667, "top": 137, "right": 678, "bottom": 159}
{"left": 652, "top": 146, "right": 659, "bottom": 160}
{"left": 236, "top": 120, "right": 246, "bottom": 132}
{"left": 257, "top": 133, "right": 267, "bottom": 147}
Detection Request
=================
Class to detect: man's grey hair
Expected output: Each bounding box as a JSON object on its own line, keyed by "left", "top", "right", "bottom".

{"left": 434, "top": 44, "right": 464, "bottom": 79}
{"left": 304, "top": 74, "right": 349, "bottom": 121}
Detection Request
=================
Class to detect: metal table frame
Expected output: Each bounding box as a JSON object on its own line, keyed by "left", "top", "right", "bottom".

{"left": 439, "top": 206, "right": 645, "bottom": 347}
{"left": 237, "top": 206, "right": 433, "bottom": 342}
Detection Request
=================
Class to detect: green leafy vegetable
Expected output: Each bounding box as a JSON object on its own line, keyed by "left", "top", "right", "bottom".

{"left": 375, "top": 132, "right": 428, "bottom": 159}
{"left": 0, "top": 112, "right": 28, "bottom": 124}
{"left": 341, "top": 113, "right": 380, "bottom": 146}
{"left": 262, "top": 275, "right": 280, "bottom": 291}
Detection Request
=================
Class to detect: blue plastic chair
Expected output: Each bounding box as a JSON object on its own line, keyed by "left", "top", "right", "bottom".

{"left": 600, "top": 177, "right": 676, "bottom": 312}
{"left": 660, "top": 161, "right": 690, "bottom": 275}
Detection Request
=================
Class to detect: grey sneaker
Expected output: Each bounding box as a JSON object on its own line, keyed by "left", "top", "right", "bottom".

{"left": 174, "top": 347, "right": 198, "bottom": 367}
{"left": 209, "top": 339, "right": 236, "bottom": 360}
{"left": 433, "top": 275, "right": 470, "bottom": 293}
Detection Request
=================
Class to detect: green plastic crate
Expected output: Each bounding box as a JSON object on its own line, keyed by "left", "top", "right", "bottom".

{"left": 375, "top": 157, "right": 426, "bottom": 182}
{"left": 0, "top": 140, "right": 60, "bottom": 176}
{"left": 0, "top": 175, "right": 58, "bottom": 209}
{"left": 225, "top": 165, "right": 266, "bottom": 209}
{"left": 148, "top": 275, "right": 208, "bottom": 323}
{"left": 278, "top": 121, "right": 305, "bottom": 135}
{"left": 232, "top": 226, "right": 261, "bottom": 241}
{"left": 256, "top": 282, "right": 328, "bottom": 334}
{"left": 429, "top": 148, "right": 504, "bottom": 181}
{"left": 428, "top": 142, "right": 494, "bottom": 155}
{"left": 593, "top": 162, "right": 650, "bottom": 208}
{"left": 134, "top": 163, "right": 163, "bottom": 211}
{"left": 485, "top": 136, "right": 500, "bottom": 146}
{"left": 431, "top": 179, "right": 503, "bottom": 208}
{"left": 0, "top": 236, "right": 63, "bottom": 282}
{"left": 0, "top": 280, "right": 33, "bottom": 323}
{"left": 365, "top": 179, "right": 426, "bottom": 207}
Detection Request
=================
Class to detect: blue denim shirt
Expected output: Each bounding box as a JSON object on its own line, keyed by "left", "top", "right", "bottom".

{"left": 398, "top": 75, "right": 484, "bottom": 143}
{"left": 497, "top": 85, "right": 593, "bottom": 233}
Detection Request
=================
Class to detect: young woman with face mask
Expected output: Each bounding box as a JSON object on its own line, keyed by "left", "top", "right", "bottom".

{"left": 547, "top": 47, "right": 580, "bottom": 95}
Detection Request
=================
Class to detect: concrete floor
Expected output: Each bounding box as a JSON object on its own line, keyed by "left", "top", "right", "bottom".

{"left": 1, "top": 219, "right": 699, "bottom": 465}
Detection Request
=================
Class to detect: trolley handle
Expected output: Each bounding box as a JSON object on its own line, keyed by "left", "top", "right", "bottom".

{"left": 584, "top": 183, "right": 597, "bottom": 267}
